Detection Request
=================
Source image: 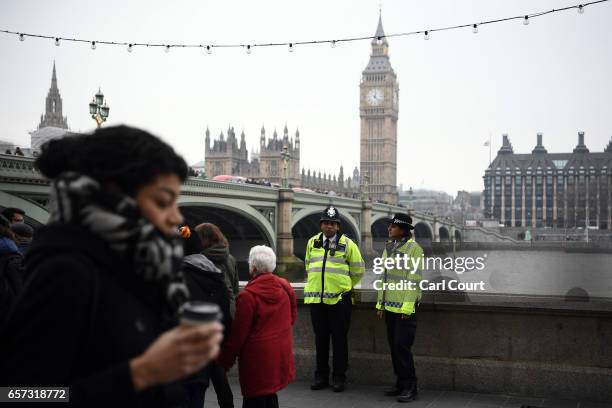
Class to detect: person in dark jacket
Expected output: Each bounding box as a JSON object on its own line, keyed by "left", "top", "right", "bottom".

{"left": 196, "top": 223, "right": 239, "bottom": 408}
{"left": 0, "top": 126, "right": 223, "bottom": 408}
{"left": 10, "top": 222, "right": 33, "bottom": 256}
{"left": 196, "top": 223, "right": 239, "bottom": 317}
{"left": 0, "top": 215, "right": 23, "bottom": 324}
{"left": 179, "top": 225, "right": 233, "bottom": 408}
{"left": 218, "top": 245, "right": 297, "bottom": 408}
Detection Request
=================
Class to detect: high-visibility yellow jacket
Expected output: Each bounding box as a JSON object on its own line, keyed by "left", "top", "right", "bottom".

{"left": 376, "top": 238, "right": 423, "bottom": 315}
{"left": 304, "top": 233, "right": 365, "bottom": 305}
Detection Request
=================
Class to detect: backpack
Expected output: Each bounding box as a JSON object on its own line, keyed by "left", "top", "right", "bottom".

{"left": 182, "top": 264, "right": 232, "bottom": 336}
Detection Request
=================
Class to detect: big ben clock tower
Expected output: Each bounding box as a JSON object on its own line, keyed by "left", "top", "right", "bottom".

{"left": 360, "top": 14, "right": 399, "bottom": 204}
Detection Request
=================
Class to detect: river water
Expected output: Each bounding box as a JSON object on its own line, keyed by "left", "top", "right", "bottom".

{"left": 360, "top": 250, "right": 612, "bottom": 299}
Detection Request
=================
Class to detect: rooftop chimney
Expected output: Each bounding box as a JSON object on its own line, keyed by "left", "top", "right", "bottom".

{"left": 573, "top": 131, "right": 589, "bottom": 153}
{"left": 498, "top": 133, "right": 514, "bottom": 155}
{"left": 532, "top": 132, "right": 547, "bottom": 154}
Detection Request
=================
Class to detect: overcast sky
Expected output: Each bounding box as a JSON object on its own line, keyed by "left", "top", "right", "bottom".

{"left": 1, "top": 0, "right": 611, "bottom": 194}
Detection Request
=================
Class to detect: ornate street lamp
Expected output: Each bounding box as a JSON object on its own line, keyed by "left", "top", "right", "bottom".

{"left": 281, "top": 144, "right": 290, "bottom": 188}
{"left": 89, "top": 87, "right": 110, "bottom": 127}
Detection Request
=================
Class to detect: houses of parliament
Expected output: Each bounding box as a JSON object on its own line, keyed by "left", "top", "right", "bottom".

{"left": 203, "top": 14, "right": 400, "bottom": 203}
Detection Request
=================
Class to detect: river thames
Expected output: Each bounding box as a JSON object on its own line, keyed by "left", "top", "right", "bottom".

{"left": 360, "top": 249, "right": 612, "bottom": 299}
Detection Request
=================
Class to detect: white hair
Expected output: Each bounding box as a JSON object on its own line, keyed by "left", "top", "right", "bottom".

{"left": 248, "top": 245, "right": 276, "bottom": 275}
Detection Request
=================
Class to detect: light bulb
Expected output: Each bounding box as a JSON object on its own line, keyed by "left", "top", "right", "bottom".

{"left": 472, "top": 24, "right": 478, "bottom": 34}
{"left": 165, "top": 45, "right": 170, "bottom": 53}
{"left": 289, "top": 43, "right": 294, "bottom": 52}
{"left": 331, "top": 40, "right": 337, "bottom": 48}
{"left": 55, "top": 38, "right": 60, "bottom": 46}
{"left": 128, "top": 44, "right": 133, "bottom": 52}
{"left": 424, "top": 31, "right": 430, "bottom": 40}
{"left": 19, "top": 33, "right": 24, "bottom": 42}
{"left": 578, "top": 4, "right": 584, "bottom": 14}
{"left": 206, "top": 45, "right": 212, "bottom": 54}
{"left": 246, "top": 45, "right": 251, "bottom": 54}
{"left": 91, "top": 41, "right": 96, "bottom": 50}
{"left": 523, "top": 16, "right": 529, "bottom": 25}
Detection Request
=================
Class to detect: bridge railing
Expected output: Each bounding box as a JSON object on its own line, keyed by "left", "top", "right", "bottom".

{"left": 0, "top": 154, "right": 46, "bottom": 184}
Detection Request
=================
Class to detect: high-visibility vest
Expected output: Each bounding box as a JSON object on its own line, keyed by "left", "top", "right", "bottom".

{"left": 304, "top": 233, "right": 365, "bottom": 305}
{"left": 376, "top": 238, "right": 424, "bottom": 315}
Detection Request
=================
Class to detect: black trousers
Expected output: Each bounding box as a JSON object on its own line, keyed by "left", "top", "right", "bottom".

{"left": 242, "top": 394, "right": 278, "bottom": 408}
{"left": 210, "top": 361, "right": 234, "bottom": 408}
{"left": 384, "top": 311, "right": 417, "bottom": 386}
{"left": 310, "top": 295, "right": 352, "bottom": 381}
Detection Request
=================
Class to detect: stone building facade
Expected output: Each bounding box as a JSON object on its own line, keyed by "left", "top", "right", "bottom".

{"left": 204, "top": 125, "right": 361, "bottom": 195}
{"left": 483, "top": 132, "right": 612, "bottom": 229}
{"left": 204, "top": 124, "right": 300, "bottom": 185}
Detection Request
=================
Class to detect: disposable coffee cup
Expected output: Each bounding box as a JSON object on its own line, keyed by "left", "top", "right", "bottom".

{"left": 179, "top": 301, "right": 222, "bottom": 325}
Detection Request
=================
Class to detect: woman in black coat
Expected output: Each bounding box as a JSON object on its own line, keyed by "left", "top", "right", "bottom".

{"left": 0, "top": 126, "right": 222, "bottom": 407}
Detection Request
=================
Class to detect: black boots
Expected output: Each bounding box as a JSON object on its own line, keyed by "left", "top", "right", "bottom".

{"left": 396, "top": 381, "right": 418, "bottom": 403}
{"left": 332, "top": 379, "right": 345, "bottom": 392}
{"left": 385, "top": 379, "right": 418, "bottom": 402}
{"left": 310, "top": 378, "right": 329, "bottom": 390}
{"left": 383, "top": 383, "right": 402, "bottom": 396}
{"left": 311, "top": 377, "right": 346, "bottom": 392}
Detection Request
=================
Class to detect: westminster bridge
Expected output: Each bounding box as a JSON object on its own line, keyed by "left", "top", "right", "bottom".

{"left": 0, "top": 153, "right": 461, "bottom": 277}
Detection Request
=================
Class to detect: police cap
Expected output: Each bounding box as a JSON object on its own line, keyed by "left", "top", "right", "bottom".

{"left": 320, "top": 205, "right": 341, "bottom": 224}
{"left": 388, "top": 213, "right": 414, "bottom": 230}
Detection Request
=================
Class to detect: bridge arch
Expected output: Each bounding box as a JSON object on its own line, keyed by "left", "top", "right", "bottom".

{"left": 439, "top": 226, "right": 450, "bottom": 242}
{"left": 454, "top": 229, "right": 462, "bottom": 243}
{"left": 370, "top": 215, "right": 391, "bottom": 253}
{"left": 0, "top": 191, "right": 49, "bottom": 226}
{"left": 414, "top": 221, "right": 433, "bottom": 241}
{"left": 291, "top": 208, "right": 360, "bottom": 261}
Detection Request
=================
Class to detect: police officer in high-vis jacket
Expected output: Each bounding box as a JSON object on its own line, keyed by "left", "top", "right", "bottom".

{"left": 304, "top": 205, "right": 364, "bottom": 392}
{"left": 376, "top": 213, "right": 423, "bottom": 403}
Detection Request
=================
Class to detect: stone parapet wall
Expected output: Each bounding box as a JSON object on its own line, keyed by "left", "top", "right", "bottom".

{"left": 289, "top": 288, "right": 612, "bottom": 402}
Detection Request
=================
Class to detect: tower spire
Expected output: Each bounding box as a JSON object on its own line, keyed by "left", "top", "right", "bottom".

{"left": 372, "top": 11, "right": 387, "bottom": 45}
{"left": 51, "top": 60, "right": 58, "bottom": 90}
{"left": 38, "top": 61, "right": 68, "bottom": 130}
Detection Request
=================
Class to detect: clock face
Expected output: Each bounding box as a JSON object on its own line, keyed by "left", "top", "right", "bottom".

{"left": 367, "top": 88, "right": 384, "bottom": 106}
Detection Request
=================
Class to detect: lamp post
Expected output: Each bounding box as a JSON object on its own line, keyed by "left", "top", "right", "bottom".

{"left": 281, "top": 144, "right": 290, "bottom": 188}
{"left": 89, "top": 88, "right": 110, "bottom": 128}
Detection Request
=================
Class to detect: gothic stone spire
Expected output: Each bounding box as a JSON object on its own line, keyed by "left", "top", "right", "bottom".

{"left": 38, "top": 61, "right": 69, "bottom": 129}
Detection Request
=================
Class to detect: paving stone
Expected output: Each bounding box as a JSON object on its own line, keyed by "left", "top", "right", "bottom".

{"left": 203, "top": 378, "right": 593, "bottom": 408}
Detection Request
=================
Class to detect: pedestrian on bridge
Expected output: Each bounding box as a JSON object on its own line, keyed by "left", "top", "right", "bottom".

{"left": 304, "top": 205, "right": 365, "bottom": 392}
{"left": 376, "top": 213, "right": 423, "bottom": 403}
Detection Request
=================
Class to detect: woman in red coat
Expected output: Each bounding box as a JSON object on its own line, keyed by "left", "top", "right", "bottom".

{"left": 218, "top": 245, "right": 297, "bottom": 408}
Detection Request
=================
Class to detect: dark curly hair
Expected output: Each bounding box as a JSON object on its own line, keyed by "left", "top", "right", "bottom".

{"left": 35, "top": 125, "right": 188, "bottom": 196}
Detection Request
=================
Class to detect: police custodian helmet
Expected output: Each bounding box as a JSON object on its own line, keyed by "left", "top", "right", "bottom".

{"left": 320, "top": 205, "right": 341, "bottom": 224}
{"left": 389, "top": 213, "right": 414, "bottom": 230}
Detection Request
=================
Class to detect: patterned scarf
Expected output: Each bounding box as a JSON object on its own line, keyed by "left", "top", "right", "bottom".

{"left": 49, "top": 172, "right": 189, "bottom": 315}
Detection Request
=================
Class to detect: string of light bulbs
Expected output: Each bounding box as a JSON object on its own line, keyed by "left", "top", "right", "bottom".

{"left": 1, "top": 0, "right": 607, "bottom": 54}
